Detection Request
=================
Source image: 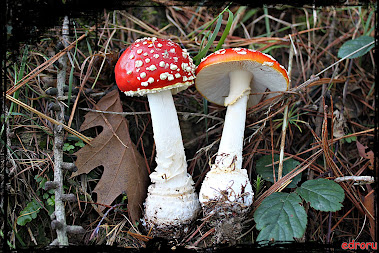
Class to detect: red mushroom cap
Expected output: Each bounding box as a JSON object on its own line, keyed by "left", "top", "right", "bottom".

{"left": 115, "top": 37, "right": 196, "bottom": 96}
{"left": 195, "top": 48, "right": 290, "bottom": 107}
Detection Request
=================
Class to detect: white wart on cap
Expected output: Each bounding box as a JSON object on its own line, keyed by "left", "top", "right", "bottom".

{"left": 115, "top": 37, "right": 196, "bottom": 97}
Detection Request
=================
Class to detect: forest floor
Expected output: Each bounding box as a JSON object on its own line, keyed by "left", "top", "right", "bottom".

{"left": 2, "top": 1, "right": 377, "bottom": 250}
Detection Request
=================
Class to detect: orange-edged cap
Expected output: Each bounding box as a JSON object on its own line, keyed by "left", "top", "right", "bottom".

{"left": 195, "top": 48, "right": 290, "bottom": 107}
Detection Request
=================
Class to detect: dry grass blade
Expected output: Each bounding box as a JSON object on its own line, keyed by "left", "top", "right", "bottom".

{"left": 6, "top": 94, "right": 92, "bottom": 144}
{"left": 192, "top": 227, "right": 215, "bottom": 247}
{"left": 67, "top": 54, "right": 96, "bottom": 127}
{"left": 127, "top": 231, "right": 152, "bottom": 242}
{"left": 6, "top": 25, "right": 97, "bottom": 96}
{"left": 113, "top": 25, "right": 157, "bottom": 38}
{"left": 120, "top": 12, "right": 163, "bottom": 36}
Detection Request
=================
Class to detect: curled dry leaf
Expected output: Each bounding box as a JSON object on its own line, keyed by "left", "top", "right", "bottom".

{"left": 356, "top": 140, "right": 374, "bottom": 169}
{"left": 333, "top": 110, "right": 345, "bottom": 139}
{"left": 71, "top": 89, "right": 149, "bottom": 223}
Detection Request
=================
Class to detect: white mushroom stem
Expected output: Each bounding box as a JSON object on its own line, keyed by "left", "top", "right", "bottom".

{"left": 215, "top": 70, "right": 252, "bottom": 171}
{"left": 143, "top": 90, "right": 199, "bottom": 228}
{"left": 147, "top": 90, "right": 188, "bottom": 182}
{"left": 199, "top": 70, "right": 254, "bottom": 210}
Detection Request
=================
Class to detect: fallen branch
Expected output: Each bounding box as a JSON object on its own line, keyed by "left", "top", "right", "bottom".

{"left": 334, "top": 176, "right": 374, "bottom": 185}
{"left": 51, "top": 16, "right": 70, "bottom": 246}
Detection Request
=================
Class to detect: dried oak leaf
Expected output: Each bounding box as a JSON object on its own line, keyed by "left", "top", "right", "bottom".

{"left": 71, "top": 90, "right": 149, "bottom": 223}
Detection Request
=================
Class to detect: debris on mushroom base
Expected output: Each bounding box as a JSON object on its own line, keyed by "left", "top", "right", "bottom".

{"left": 195, "top": 48, "right": 289, "bottom": 243}
{"left": 114, "top": 37, "right": 200, "bottom": 238}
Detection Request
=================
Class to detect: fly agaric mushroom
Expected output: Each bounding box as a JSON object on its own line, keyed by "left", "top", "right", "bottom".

{"left": 114, "top": 37, "right": 200, "bottom": 236}
{"left": 195, "top": 48, "right": 289, "bottom": 218}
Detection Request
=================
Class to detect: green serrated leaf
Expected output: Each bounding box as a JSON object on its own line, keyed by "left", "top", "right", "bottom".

{"left": 337, "top": 36, "right": 375, "bottom": 59}
{"left": 34, "top": 175, "right": 42, "bottom": 183}
{"left": 254, "top": 192, "right": 307, "bottom": 242}
{"left": 296, "top": 178, "right": 345, "bottom": 212}
{"left": 75, "top": 140, "right": 85, "bottom": 148}
{"left": 63, "top": 143, "right": 75, "bottom": 151}
{"left": 17, "top": 200, "right": 42, "bottom": 226}
{"left": 255, "top": 154, "right": 301, "bottom": 188}
{"left": 38, "top": 177, "right": 47, "bottom": 190}
{"left": 47, "top": 197, "right": 55, "bottom": 206}
{"left": 344, "top": 135, "right": 357, "bottom": 143}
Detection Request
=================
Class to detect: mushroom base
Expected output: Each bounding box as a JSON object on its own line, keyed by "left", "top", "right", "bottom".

{"left": 201, "top": 190, "right": 252, "bottom": 245}
{"left": 141, "top": 221, "right": 193, "bottom": 239}
{"left": 202, "top": 202, "right": 250, "bottom": 245}
{"left": 142, "top": 188, "right": 200, "bottom": 238}
{"left": 199, "top": 169, "right": 254, "bottom": 209}
{"left": 199, "top": 169, "right": 254, "bottom": 244}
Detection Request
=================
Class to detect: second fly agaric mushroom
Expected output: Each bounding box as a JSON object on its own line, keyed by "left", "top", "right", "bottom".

{"left": 114, "top": 37, "right": 200, "bottom": 236}
{"left": 195, "top": 48, "right": 289, "bottom": 216}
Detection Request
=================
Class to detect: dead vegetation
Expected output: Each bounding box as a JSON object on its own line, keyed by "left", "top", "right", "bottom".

{"left": 2, "top": 1, "right": 376, "bottom": 250}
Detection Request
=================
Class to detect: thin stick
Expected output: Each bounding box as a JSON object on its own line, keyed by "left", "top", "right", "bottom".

{"left": 67, "top": 55, "right": 96, "bottom": 128}
{"left": 315, "top": 40, "right": 374, "bottom": 77}
{"left": 278, "top": 104, "right": 288, "bottom": 180}
{"left": 192, "top": 227, "right": 215, "bottom": 247}
{"left": 78, "top": 107, "right": 224, "bottom": 121}
{"left": 52, "top": 16, "right": 70, "bottom": 246}
{"left": 278, "top": 33, "right": 295, "bottom": 179}
{"left": 334, "top": 176, "right": 374, "bottom": 185}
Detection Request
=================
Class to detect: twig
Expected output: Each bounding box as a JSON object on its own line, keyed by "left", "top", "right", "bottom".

{"left": 51, "top": 16, "right": 70, "bottom": 246}
{"left": 315, "top": 40, "right": 374, "bottom": 77}
{"left": 334, "top": 176, "right": 374, "bottom": 185}
{"left": 78, "top": 107, "right": 224, "bottom": 121}
{"left": 278, "top": 31, "right": 295, "bottom": 180}
{"left": 67, "top": 54, "right": 96, "bottom": 128}
{"left": 277, "top": 104, "right": 288, "bottom": 180}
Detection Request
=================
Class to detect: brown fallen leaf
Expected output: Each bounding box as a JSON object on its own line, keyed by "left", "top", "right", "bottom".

{"left": 333, "top": 110, "right": 346, "bottom": 139}
{"left": 356, "top": 140, "right": 374, "bottom": 169}
{"left": 361, "top": 186, "right": 375, "bottom": 241}
{"left": 71, "top": 89, "right": 149, "bottom": 224}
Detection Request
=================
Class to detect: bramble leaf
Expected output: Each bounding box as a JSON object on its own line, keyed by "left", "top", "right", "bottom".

{"left": 296, "top": 178, "right": 345, "bottom": 212}
{"left": 256, "top": 154, "right": 301, "bottom": 188}
{"left": 254, "top": 192, "right": 307, "bottom": 242}
{"left": 17, "top": 199, "right": 42, "bottom": 226}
